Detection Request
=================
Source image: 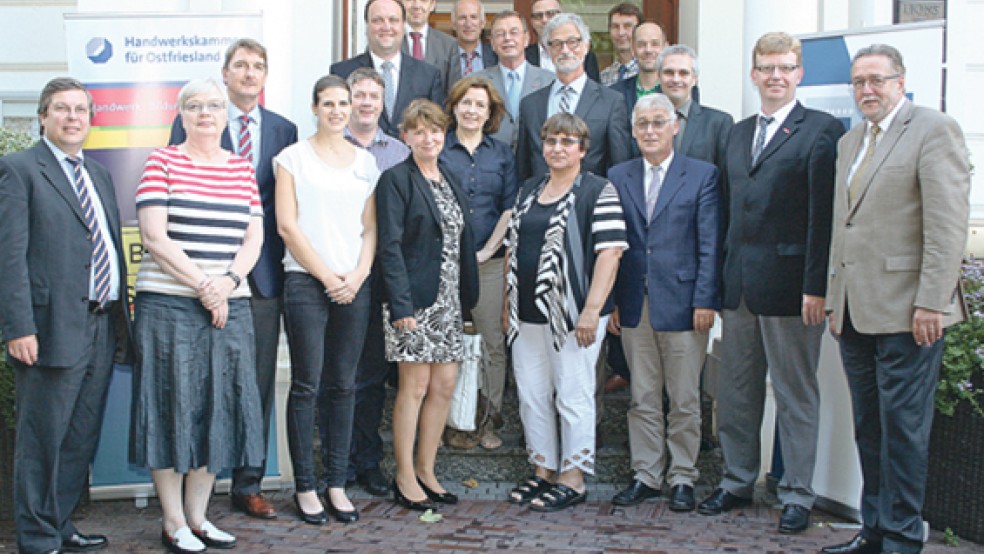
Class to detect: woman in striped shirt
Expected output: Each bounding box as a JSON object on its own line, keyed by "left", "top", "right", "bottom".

{"left": 131, "top": 78, "right": 265, "bottom": 554}
{"left": 503, "top": 113, "right": 628, "bottom": 512}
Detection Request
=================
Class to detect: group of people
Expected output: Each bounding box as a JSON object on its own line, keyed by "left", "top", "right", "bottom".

{"left": 0, "top": 1, "right": 972, "bottom": 554}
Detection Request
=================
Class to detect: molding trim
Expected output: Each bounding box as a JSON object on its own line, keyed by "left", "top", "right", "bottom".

{"left": 0, "top": 0, "right": 74, "bottom": 5}
{"left": 0, "top": 63, "right": 68, "bottom": 71}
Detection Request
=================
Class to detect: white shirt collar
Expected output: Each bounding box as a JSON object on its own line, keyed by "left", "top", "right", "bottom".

{"left": 868, "top": 96, "right": 906, "bottom": 133}
{"left": 406, "top": 23, "right": 429, "bottom": 41}
{"left": 760, "top": 98, "right": 797, "bottom": 126}
{"left": 552, "top": 72, "right": 588, "bottom": 97}
{"left": 643, "top": 150, "right": 674, "bottom": 181}
{"left": 371, "top": 50, "right": 402, "bottom": 73}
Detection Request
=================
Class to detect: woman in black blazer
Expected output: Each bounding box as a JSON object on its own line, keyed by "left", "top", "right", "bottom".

{"left": 375, "top": 99, "right": 479, "bottom": 511}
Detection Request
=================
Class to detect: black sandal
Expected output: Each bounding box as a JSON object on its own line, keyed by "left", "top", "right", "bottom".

{"left": 528, "top": 483, "right": 587, "bottom": 512}
{"left": 508, "top": 476, "right": 552, "bottom": 504}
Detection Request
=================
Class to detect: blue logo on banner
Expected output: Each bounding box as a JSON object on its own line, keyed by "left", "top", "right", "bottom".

{"left": 86, "top": 37, "right": 113, "bottom": 64}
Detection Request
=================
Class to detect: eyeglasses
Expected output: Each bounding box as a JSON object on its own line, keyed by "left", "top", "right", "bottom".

{"left": 183, "top": 101, "right": 226, "bottom": 114}
{"left": 850, "top": 74, "right": 900, "bottom": 90}
{"left": 546, "top": 37, "right": 582, "bottom": 51}
{"left": 634, "top": 118, "right": 672, "bottom": 131}
{"left": 753, "top": 64, "right": 799, "bottom": 75}
{"left": 491, "top": 28, "right": 524, "bottom": 40}
{"left": 543, "top": 136, "right": 582, "bottom": 147}
{"left": 531, "top": 9, "right": 560, "bottom": 21}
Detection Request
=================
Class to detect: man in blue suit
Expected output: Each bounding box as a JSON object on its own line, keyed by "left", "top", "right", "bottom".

{"left": 607, "top": 93, "right": 720, "bottom": 513}
{"left": 169, "top": 38, "right": 298, "bottom": 520}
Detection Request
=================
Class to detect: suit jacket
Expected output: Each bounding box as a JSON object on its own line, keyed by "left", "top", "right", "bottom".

{"left": 721, "top": 101, "right": 844, "bottom": 316}
{"left": 609, "top": 155, "right": 720, "bottom": 331}
{"left": 826, "top": 101, "right": 969, "bottom": 334}
{"left": 515, "top": 78, "right": 631, "bottom": 182}
{"left": 375, "top": 157, "right": 479, "bottom": 322}
{"left": 0, "top": 141, "right": 131, "bottom": 367}
{"left": 477, "top": 63, "right": 555, "bottom": 149}
{"left": 610, "top": 76, "right": 701, "bottom": 116}
{"left": 677, "top": 101, "right": 733, "bottom": 174}
{"left": 525, "top": 43, "right": 600, "bottom": 82}
{"left": 402, "top": 25, "right": 458, "bottom": 94}
{"left": 446, "top": 41, "right": 498, "bottom": 91}
{"left": 331, "top": 53, "right": 445, "bottom": 138}
{"left": 169, "top": 106, "right": 298, "bottom": 298}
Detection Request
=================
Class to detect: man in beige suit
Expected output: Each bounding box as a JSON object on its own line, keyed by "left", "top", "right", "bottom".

{"left": 823, "top": 44, "right": 969, "bottom": 554}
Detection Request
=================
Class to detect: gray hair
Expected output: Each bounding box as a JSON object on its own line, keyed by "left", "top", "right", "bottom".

{"left": 657, "top": 44, "right": 699, "bottom": 77}
{"left": 541, "top": 12, "right": 591, "bottom": 49}
{"left": 632, "top": 93, "right": 677, "bottom": 125}
{"left": 453, "top": 0, "right": 485, "bottom": 21}
{"left": 852, "top": 43, "right": 906, "bottom": 75}
{"left": 177, "top": 78, "right": 227, "bottom": 109}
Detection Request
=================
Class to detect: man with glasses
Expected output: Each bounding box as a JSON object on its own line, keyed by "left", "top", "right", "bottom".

{"left": 607, "top": 93, "right": 720, "bottom": 513}
{"left": 599, "top": 3, "right": 643, "bottom": 86}
{"left": 478, "top": 10, "right": 554, "bottom": 149}
{"left": 697, "top": 32, "right": 844, "bottom": 535}
{"left": 524, "top": 0, "right": 600, "bottom": 82}
{"left": 515, "top": 12, "right": 630, "bottom": 181}
{"left": 401, "top": 0, "right": 457, "bottom": 92}
{"left": 169, "top": 38, "right": 298, "bottom": 521}
{"left": 822, "top": 44, "right": 969, "bottom": 554}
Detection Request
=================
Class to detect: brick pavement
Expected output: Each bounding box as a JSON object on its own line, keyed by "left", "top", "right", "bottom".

{"left": 1, "top": 484, "right": 979, "bottom": 553}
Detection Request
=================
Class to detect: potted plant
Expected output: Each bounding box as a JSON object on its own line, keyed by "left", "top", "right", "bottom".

{"left": 0, "top": 124, "right": 35, "bottom": 519}
{"left": 923, "top": 256, "right": 984, "bottom": 544}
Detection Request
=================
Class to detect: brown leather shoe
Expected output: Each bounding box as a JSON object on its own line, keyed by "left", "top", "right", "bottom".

{"left": 604, "top": 374, "right": 629, "bottom": 393}
{"left": 231, "top": 493, "right": 277, "bottom": 519}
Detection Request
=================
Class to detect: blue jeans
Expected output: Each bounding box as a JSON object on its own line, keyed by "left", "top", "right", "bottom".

{"left": 283, "top": 272, "right": 370, "bottom": 490}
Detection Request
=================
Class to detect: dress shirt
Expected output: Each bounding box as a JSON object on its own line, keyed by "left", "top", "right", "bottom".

{"left": 370, "top": 51, "right": 402, "bottom": 101}
{"left": 405, "top": 24, "right": 430, "bottom": 58}
{"left": 643, "top": 150, "right": 674, "bottom": 201}
{"left": 228, "top": 103, "right": 262, "bottom": 167}
{"left": 43, "top": 137, "right": 121, "bottom": 301}
{"left": 848, "top": 97, "right": 906, "bottom": 184}
{"left": 498, "top": 60, "right": 529, "bottom": 89}
{"left": 548, "top": 73, "right": 588, "bottom": 117}
{"left": 752, "top": 99, "right": 797, "bottom": 156}
{"left": 344, "top": 126, "right": 410, "bottom": 173}
{"left": 439, "top": 131, "right": 518, "bottom": 254}
{"left": 600, "top": 58, "right": 639, "bottom": 86}
{"left": 675, "top": 98, "right": 692, "bottom": 148}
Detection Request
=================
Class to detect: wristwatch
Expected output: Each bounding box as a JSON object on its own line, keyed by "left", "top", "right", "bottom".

{"left": 224, "top": 270, "right": 242, "bottom": 288}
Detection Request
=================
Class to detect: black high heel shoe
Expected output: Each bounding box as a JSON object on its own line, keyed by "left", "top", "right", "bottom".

{"left": 294, "top": 493, "right": 328, "bottom": 525}
{"left": 392, "top": 479, "right": 438, "bottom": 512}
{"left": 324, "top": 493, "right": 360, "bottom": 523}
{"left": 417, "top": 477, "right": 458, "bottom": 504}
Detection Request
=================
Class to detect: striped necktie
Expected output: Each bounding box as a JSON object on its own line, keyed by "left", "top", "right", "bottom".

{"left": 66, "top": 157, "right": 112, "bottom": 308}
{"left": 646, "top": 165, "right": 663, "bottom": 220}
{"left": 463, "top": 51, "right": 478, "bottom": 76}
{"left": 238, "top": 114, "right": 253, "bottom": 163}
{"left": 751, "top": 115, "right": 774, "bottom": 165}
{"left": 849, "top": 124, "right": 881, "bottom": 205}
{"left": 558, "top": 85, "right": 573, "bottom": 114}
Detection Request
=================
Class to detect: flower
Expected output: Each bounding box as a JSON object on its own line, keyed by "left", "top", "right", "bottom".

{"left": 939, "top": 257, "right": 984, "bottom": 417}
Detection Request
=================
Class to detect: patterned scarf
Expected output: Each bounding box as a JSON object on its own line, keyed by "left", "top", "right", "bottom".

{"left": 506, "top": 175, "right": 582, "bottom": 351}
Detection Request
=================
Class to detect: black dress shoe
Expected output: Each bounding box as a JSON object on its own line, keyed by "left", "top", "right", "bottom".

{"left": 697, "top": 487, "right": 752, "bottom": 515}
{"left": 393, "top": 479, "right": 438, "bottom": 511}
{"left": 325, "top": 495, "right": 360, "bottom": 523}
{"left": 417, "top": 477, "right": 458, "bottom": 504}
{"left": 667, "top": 484, "right": 696, "bottom": 512}
{"left": 819, "top": 533, "right": 882, "bottom": 554}
{"left": 62, "top": 533, "right": 108, "bottom": 552}
{"left": 778, "top": 504, "right": 811, "bottom": 534}
{"left": 357, "top": 467, "right": 391, "bottom": 497}
{"left": 293, "top": 494, "right": 328, "bottom": 525}
{"left": 612, "top": 479, "right": 661, "bottom": 506}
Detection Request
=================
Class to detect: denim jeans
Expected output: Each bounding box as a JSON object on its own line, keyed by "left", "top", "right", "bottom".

{"left": 283, "top": 272, "right": 371, "bottom": 491}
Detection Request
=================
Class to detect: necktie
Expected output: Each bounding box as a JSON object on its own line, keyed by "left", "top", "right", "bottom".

{"left": 646, "top": 165, "right": 662, "bottom": 220}
{"left": 849, "top": 124, "right": 881, "bottom": 205}
{"left": 674, "top": 110, "right": 686, "bottom": 149}
{"left": 751, "top": 115, "right": 774, "bottom": 165}
{"left": 410, "top": 31, "right": 424, "bottom": 60}
{"left": 506, "top": 71, "right": 521, "bottom": 117}
{"left": 238, "top": 114, "right": 253, "bottom": 163}
{"left": 558, "top": 85, "right": 573, "bottom": 114}
{"left": 462, "top": 51, "right": 478, "bottom": 76}
{"left": 381, "top": 61, "right": 396, "bottom": 119}
{"left": 67, "top": 157, "right": 112, "bottom": 308}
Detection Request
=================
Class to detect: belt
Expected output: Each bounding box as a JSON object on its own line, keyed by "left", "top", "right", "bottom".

{"left": 88, "top": 300, "right": 117, "bottom": 315}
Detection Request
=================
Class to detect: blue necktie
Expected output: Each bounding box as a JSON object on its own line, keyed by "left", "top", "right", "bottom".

{"left": 67, "top": 157, "right": 112, "bottom": 308}
{"left": 506, "top": 71, "right": 521, "bottom": 117}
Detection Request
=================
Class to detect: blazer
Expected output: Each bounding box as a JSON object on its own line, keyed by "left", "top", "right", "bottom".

{"left": 331, "top": 53, "right": 445, "bottom": 139}
{"left": 0, "top": 141, "right": 131, "bottom": 367}
{"left": 477, "top": 63, "right": 555, "bottom": 150}
{"left": 677, "top": 101, "right": 734, "bottom": 174}
{"left": 515, "top": 78, "right": 632, "bottom": 181}
{"left": 826, "top": 101, "right": 969, "bottom": 335}
{"left": 609, "top": 155, "right": 720, "bottom": 331}
{"left": 525, "top": 43, "right": 600, "bottom": 82}
{"left": 720, "top": 101, "right": 845, "bottom": 316}
{"left": 446, "top": 41, "right": 499, "bottom": 91}
{"left": 610, "top": 76, "right": 701, "bottom": 116}
{"left": 375, "top": 157, "right": 480, "bottom": 322}
{"left": 402, "top": 25, "right": 458, "bottom": 94}
{"left": 169, "top": 106, "right": 299, "bottom": 298}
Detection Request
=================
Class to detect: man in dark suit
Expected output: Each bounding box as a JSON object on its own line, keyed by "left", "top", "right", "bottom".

{"left": 607, "top": 93, "right": 719, "bottom": 513}
{"left": 402, "top": 0, "right": 457, "bottom": 90}
{"left": 822, "top": 44, "right": 969, "bottom": 554}
{"left": 446, "top": 0, "right": 498, "bottom": 89}
{"left": 0, "top": 77, "right": 131, "bottom": 554}
{"left": 169, "top": 38, "right": 298, "bottom": 520}
{"left": 515, "top": 13, "right": 630, "bottom": 181}
{"left": 525, "top": 0, "right": 600, "bottom": 82}
{"left": 332, "top": 0, "right": 444, "bottom": 138}
{"left": 697, "top": 32, "right": 844, "bottom": 535}
{"left": 478, "top": 10, "right": 554, "bottom": 150}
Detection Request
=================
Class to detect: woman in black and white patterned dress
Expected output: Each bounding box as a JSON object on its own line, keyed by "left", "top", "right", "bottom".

{"left": 375, "top": 99, "right": 480, "bottom": 511}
